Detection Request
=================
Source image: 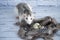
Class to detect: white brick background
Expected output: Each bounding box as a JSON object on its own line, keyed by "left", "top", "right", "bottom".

{"left": 0, "top": 0, "right": 60, "bottom": 40}
{"left": 0, "top": 0, "right": 60, "bottom": 7}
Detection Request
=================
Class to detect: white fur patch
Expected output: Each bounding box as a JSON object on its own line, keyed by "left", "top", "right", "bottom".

{"left": 24, "top": 14, "right": 34, "bottom": 24}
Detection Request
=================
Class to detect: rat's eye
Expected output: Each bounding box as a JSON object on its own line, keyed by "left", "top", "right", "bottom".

{"left": 26, "top": 17, "right": 28, "bottom": 20}
{"left": 31, "top": 18, "right": 32, "bottom": 20}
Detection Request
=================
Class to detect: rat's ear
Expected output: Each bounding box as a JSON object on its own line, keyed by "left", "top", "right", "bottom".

{"left": 29, "top": 14, "right": 31, "bottom": 16}
{"left": 16, "top": 3, "right": 20, "bottom": 9}
{"left": 16, "top": 5, "right": 18, "bottom": 8}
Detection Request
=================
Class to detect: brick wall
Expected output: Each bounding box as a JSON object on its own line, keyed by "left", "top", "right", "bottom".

{"left": 0, "top": 0, "right": 59, "bottom": 7}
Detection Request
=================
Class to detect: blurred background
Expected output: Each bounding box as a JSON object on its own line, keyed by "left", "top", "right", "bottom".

{"left": 0, "top": 0, "right": 60, "bottom": 40}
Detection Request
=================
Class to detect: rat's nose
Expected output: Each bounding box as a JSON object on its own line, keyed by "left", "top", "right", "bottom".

{"left": 28, "top": 22, "right": 31, "bottom": 24}
{"left": 27, "top": 21, "right": 32, "bottom": 24}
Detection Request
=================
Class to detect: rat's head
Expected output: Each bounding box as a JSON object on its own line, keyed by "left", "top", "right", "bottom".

{"left": 23, "top": 14, "right": 34, "bottom": 24}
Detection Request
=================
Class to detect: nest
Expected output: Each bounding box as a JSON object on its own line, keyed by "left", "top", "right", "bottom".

{"left": 17, "top": 16, "right": 59, "bottom": 40}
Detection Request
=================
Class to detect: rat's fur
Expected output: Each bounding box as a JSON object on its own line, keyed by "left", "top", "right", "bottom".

{"left": 15, "top": 3, "right": 35, "bottom": 25}
{"left": 16, "top": 3, "right": 33, "bottom": 23}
